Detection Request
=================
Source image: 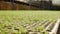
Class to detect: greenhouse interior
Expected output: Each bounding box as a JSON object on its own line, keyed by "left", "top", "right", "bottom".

{"left": 0, "top": 0, "right": 60, "bottom": 10}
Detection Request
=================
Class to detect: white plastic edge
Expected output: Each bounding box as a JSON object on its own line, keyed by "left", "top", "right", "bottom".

{"left": 49, "top": 19, "right": 60, "bottom": 34}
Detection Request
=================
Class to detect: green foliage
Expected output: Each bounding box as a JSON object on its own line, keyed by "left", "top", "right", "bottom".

{"left": 0, "top": 11, "right": 60, "bottom": 34}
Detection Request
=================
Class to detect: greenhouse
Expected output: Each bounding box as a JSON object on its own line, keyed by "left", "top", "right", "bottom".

{"left": 0, "top": 0, "right": 60, "bottom": 10}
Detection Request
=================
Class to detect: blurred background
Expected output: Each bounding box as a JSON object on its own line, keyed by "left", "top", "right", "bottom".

{"left": 0, "top": 0, "right": 60, "bottom": 10}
